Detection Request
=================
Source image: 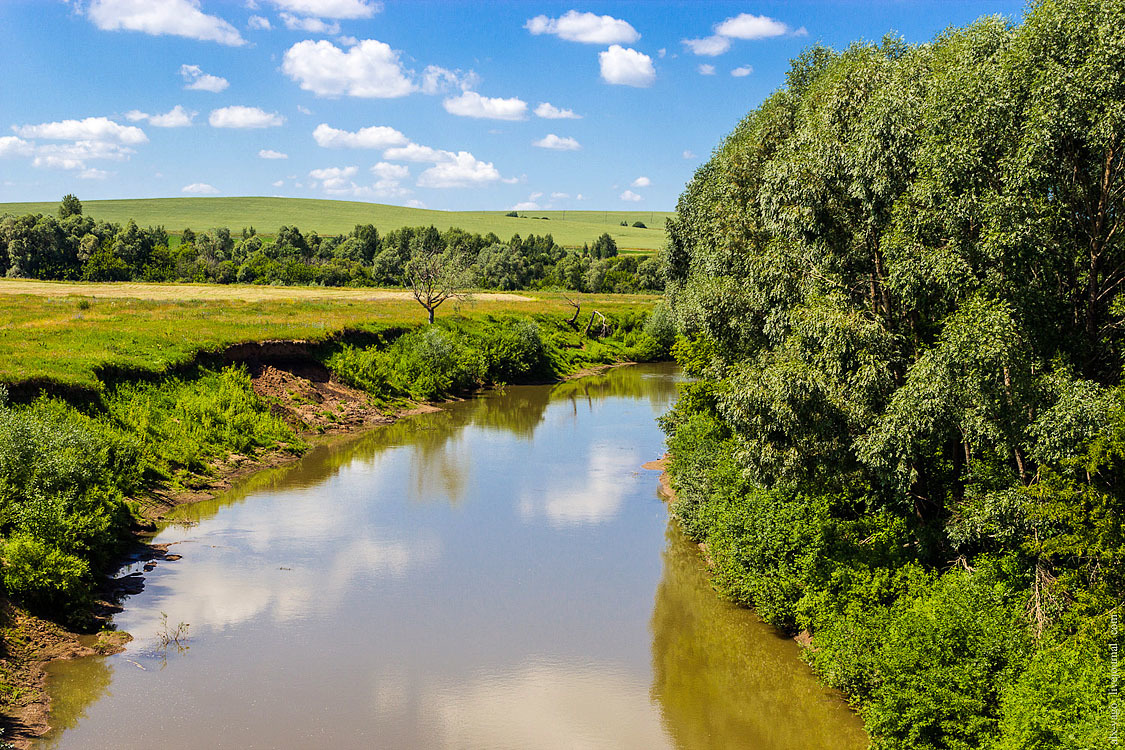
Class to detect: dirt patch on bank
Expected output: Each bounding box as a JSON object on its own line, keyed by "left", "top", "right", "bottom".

{"left": 0, "top": 604, "right": 130, "bottom": 749}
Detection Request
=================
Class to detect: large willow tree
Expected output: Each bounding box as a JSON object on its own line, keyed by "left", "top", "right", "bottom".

{"left": 662, "top": 1, "right": 1122, "bottom": 747}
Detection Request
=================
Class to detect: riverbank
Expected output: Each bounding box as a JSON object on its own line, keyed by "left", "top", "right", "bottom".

{"left": 0, "top": 308, "right": 673, "bottom": 747}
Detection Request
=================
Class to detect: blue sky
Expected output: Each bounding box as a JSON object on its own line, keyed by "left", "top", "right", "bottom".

{"left": 0, "top": 0, "right": 1027, "bottom": 211}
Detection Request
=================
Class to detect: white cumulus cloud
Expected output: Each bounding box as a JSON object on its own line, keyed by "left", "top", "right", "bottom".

{"left": 511, "top": 201, "right": 540, "bottom": 211}
{"left": 14, "top": 117, "right": 148, "bottom": 145}
{"left": 525, "top": 10, "right": 639, "bottom": 44}
{"left": 534, "top": 102, "right": 581, "bottom": 120}
{"left": 313, "top": 123, "right": 408, "bottom": 149}
{"left": 382, "top": 142, "right": 448, "bottom": 163}
{"left": 0, "top": 137, "right": 34, "bottom": 158}
{"left": 631, "top": 176, "right": 650, "bottom": 187}
{"left": 683, "top": 36, "right": 730, "bottom": 56}
{"left": 282, "top": 39, "right": 415, "bottom": 98}
{"left": 620, "top": 190, "right": 642, "bottom": 202}
{"left": 248, "top": 15, "right": 271, "bottom": 30}
{"left": 682, "top": 149, "right": 696, "bottom": 159}
{"left": 270, "top": 0, "right": 380, "bottom": 18}
{"left": 130, "top": 105, "right": 195, "bottom": 127}
{"left": 420, "top": 65, "right": 480, "bottom": 95}
{"left": 180, "top": 64, "right": 229, "bottom": 93}
{"left": 259, "top": 149, "right": 289, "bottom": 159}
{"left": 281, "top": 13, "right": 340, "bottom": 33}
{"left": 599, "top": 45, "right": 655, "bottom": 87}
{"left": 371, "top": 162, "right": 408, "bottom": 180}
{"left": 209, "top": 106, "right": 284, "bottom": 128}
{"left": 79, "top": 168, "right": 110, "bottom": 180}
{"left": 698, "top": 64, "right": 716, "bottom": 75}
{"left": 532, "top": 134, "right": 581, "bottom": 151}
{"left": 443, "top": 91, "right": 527, "bottom": 121}
{"left": 715, "top": 13, "right": 791, "bottom": 39}
{"left": 182, "top": 182, "right": 219, "bottom": 194}
{"left": 731, "top": 65, "right": 753, "bottom": 77}
{"left": 417, "top": 152, "right": 501, "bottom": 188}
{"left": 87, "top": 0, "right": 245, "bottom": 46}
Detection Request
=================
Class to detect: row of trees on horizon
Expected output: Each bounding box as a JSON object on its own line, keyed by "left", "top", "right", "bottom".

{"left": 0, "top": 195, "right": 664, "bottom": 294}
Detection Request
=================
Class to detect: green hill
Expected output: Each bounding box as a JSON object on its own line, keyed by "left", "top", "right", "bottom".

{"left": 0, "top": 197, "right": 672, "bottom": 252}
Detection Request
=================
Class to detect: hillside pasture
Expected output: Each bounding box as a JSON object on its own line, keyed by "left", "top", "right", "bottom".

{"left": 0, "top": 197, "right": 672, "bottom": 251}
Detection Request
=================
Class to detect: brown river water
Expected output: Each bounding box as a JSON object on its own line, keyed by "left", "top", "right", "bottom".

{"left": 39, "top": 363, "right": 866, "bottom": 750}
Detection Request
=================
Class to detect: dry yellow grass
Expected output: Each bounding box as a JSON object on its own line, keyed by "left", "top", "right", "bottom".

{"left": 0, "top": 279, "right": 533, "bottom": 303}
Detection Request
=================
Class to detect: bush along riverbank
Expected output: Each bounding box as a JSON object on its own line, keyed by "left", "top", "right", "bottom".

{"left": 660, "top": 1, "right": 1120, "bottom": 748}
{"left": 0, "top": 306, "right": 675, "bottom": 743}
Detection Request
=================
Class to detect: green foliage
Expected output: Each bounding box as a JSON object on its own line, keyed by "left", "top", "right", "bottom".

{"left": 0, "top": 211, "right": 662, "bottom": 292}
{"left": 1, "top": 534, "right": 90, "bottom": 614}
{"left": 662, "top": 1, "right": 1123, "bottom": 747}
{"left": 103, "top": 367, "right": 301, "bottom": 479}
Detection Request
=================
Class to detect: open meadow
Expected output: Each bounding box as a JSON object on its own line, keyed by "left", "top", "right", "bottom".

{"left": 0, "top": 278, "right": 656, "bottom": 389}
{"left": 0, "top": 197, "right": 672, "bottom": 252}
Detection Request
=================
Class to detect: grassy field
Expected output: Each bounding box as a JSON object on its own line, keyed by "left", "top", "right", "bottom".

{"left": 0, "top": 278, "right": 656, "bottom": 389}
{"left": 0, "top": 197, "right": 673, "bottom": 252}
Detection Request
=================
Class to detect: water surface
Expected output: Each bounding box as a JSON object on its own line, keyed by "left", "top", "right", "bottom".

{"left": 42, "top": 363, "right": 866, "bottom": 749}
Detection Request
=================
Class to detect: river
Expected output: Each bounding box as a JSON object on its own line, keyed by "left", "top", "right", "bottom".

{"left": 40, "top": 363, "right": 866, "bottom": 749}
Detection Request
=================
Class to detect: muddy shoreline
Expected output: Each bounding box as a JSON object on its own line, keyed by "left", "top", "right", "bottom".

{"left": 0, "top": 359, "right": 633, "bottom": 749}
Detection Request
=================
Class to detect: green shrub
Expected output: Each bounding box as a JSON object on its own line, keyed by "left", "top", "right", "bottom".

{"left": 1, "top": 534, "right": 91, "bottom": 616}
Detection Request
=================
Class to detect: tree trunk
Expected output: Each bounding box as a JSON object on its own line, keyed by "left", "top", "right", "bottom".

{"left": 428, "top": 307, "right": 435, "bottom": 324}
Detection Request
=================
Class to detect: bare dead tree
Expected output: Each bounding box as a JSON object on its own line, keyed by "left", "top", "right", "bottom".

{"left": 560, "top": 291, "right": 582, "bottom": 328}
{"left": 405, "top": 234, "right": 470, "bottom": 324}
{"left": 584, "top": 309, "right": 608, "bottom": 338}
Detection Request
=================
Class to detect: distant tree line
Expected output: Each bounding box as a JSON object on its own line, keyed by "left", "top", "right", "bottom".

{"left": 0, "top": 196, "right": 664, "bottom": 294}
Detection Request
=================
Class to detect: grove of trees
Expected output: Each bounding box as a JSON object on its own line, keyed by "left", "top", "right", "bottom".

{"left": 661, "top": 0, "right": 1121, "bottom": 747}
{"left": 0, "top": 206, "right": 663, "bottom": 295}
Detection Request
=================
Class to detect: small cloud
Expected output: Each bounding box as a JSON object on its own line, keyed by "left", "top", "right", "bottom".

{"left": 182, "top": 182, "right": 219, "bottom": 194}
{"left": 248, "top": 15, "right": 271, "bottom": 30}
{"left": 0, "top": 137, "right": 35, "bottom": 157}
{"left": 534, "top": 102, "right": 581, "bottom": 120}
{"left": 272, "top": 179, "right": 285, "bottom": 187}
{"left": 406, "top": 199, "right": 425, "bottom": 208}
{"left": 259, "top": 149, "right": 289, "bottom": 159}
{"left": 416, "top": 152, "right": 504, "bottom": 188}
{"left": 576, "top": 193, "right": 585, "bottom": 200}
{"left": 443, "top": 91, "right": 527, "bottom": 120}
{"left": 181, "top": 64, "right": 229, "bottom": 93}
{"left": 698, "top": 64, "right": 716, "bottom": 75}
{"left": 657, "top": 48, "right": 666, "bottom": 58}
{"left": 619, "top": 189, "right": 642, "bottom": 202}
{"left": 511, "top": 201, "right": 540, "bottom": 211}
{"left": 731, "top": 65, "right": 753, "bottom": 77}
{"left": 682, "top": 150, "right": 696, "bottom": 159}
{"left": 313, "top": 123, "right": 408, "bottom": 149}
{"left": 421, "top": 65, "right": 480, "bottom": 95}
{"left": 147, "top": 105, "right": 196, "bottom": 127}
{"left": 271, "top": 0, "right": 381, "bottom": 19}
{"left": 86, "top": 0, "right": 245, "bottom": 46}
{"left": 599, "top": 45, "right": 655, "bottom": 87}
{"left": 533, "top": 134, "right": 581, "bottom": 151}
{"left": 715, "top": 13, "right": 791, "bottom": 40}
{"left": 525, "top": 10, "right": 639, "bottom": 44}
{"left": 631, "top": 176, "right": 650, "bottom": 187}
{"left": 683, "top": 35, "right": 730, "bottom": 56}
{"left": 78, "top": 168, "right": 110, "bottom": 180}
{"left": 14, "top": 116, "right": 147, "bottom": 144}
{"left": 337, "top": 35, "right": 359, "bottom": 46}
{"left": 280, "top": 13, "right": 340, "bottom": 34}
{"left": 282, "top": 39, "right": 416, "bottom": 98}
{"left": 550, "top": 192, "right": 569, "bottom": 199}
{"left": 209, "top": 106, "right": 284, "bottom": 128}
{"left": 371, "top": 161, "right": 408, "bottom": 180}
{"left": 297, "top": 105, "right": 312, "bottom": 115}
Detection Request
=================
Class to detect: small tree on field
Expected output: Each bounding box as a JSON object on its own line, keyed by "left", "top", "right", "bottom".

{"left": 59, "top": 194, "right": 82, "bottom": 219}
{"left": 405, "top": 231, "right": 470, "bottom": 323}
